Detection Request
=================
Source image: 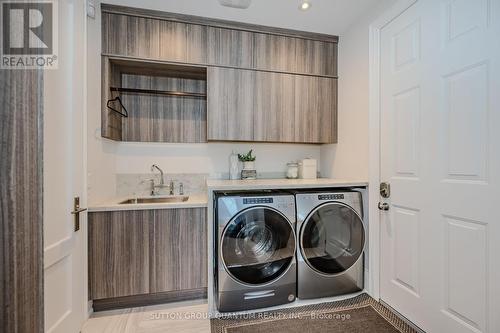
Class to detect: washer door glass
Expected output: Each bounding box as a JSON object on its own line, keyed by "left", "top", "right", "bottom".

{"left": 301, "top": 203, "right": 364, "bottom": 275}
{"left": 222, "top": 207, "right": 295, "bottom": 285}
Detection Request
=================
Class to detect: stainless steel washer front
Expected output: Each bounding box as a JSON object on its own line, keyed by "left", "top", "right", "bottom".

{"left": 296, "top": 191, "right": 365, "bottom": 299}
{"left": 215, "top": 191, "right": 297, "bottom": 312}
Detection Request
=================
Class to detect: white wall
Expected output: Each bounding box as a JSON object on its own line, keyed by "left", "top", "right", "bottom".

{"left": 114, "top": 142, "right": 320, "bottom": 177}
{"left": 87, "top": 8, "right": 117, "bottom": 204}
{"left": 320, "top": 2, "right": 396, "bottom": 179}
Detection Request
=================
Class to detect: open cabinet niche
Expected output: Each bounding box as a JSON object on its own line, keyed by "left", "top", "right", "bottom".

{"left": 101, "top": 57, "right": 207, "bottom": 143}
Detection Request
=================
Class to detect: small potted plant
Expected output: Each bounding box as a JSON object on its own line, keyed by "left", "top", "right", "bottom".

{"left": 238, "top": 149, "right": 256, "bottom": 170}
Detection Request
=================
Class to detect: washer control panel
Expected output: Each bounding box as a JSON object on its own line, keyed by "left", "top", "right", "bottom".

{"left": 243, "top": 197, "right": 273, "bottom": 205}
{"left": 318, "top": 194, "right": 345, "bottom": 200}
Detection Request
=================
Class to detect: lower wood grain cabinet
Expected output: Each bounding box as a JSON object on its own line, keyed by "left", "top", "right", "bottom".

{"left": 88, "top": 208, "right": 207, "bottom": 303}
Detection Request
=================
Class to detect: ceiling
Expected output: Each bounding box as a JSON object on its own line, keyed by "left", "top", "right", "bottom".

{"left": 102, "top": 0, "right": 397, "bottom": 35}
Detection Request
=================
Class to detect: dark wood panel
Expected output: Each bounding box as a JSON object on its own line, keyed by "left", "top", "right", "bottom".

{"left": 207, "top": 26, "right": 254, "bottom": 68}
{"left": 92, "top": 288, "right": 207, "bottom": 312}
{"left": 150, "top": 208, "right": 207, "bottom": 293}
{"left": 101, "top": 4, "right": 339, "bottom": 43}
{"left": 254, "top": 71, "right": 296, "bottom": 142}
{"left": 0, "top": 69, "right": 44, "bottom": 332}
{"left": 207, "top": 67, "right": 255, "bottom": 141}
{"left": 89, "top": 210, "right": 152, "bottom": 300}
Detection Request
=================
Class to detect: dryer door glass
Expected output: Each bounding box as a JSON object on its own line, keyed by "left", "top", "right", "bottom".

{"left": 221, "top": 207, "right": 295, "bottom": 285}
{"left": 301, "top": 203, "right": 364, "bottom": 275}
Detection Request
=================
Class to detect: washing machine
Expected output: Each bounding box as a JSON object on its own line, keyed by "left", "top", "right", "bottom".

{"left": 215, "top": 191, "right": 297, "bottom": 312}
{"left": 295, "top": 190, "right": 365, "bottom": 299}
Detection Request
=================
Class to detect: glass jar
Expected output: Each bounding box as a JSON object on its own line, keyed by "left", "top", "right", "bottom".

{"left": 286, "top": 162, "right": 299, "bottom": 179}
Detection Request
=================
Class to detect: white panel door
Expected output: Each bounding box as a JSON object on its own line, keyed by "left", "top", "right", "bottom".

{"left": 44, "top": 1, "right": 86, "bottom": 332}
{"left": 379, "top": 1, "right": 500, "bottom": 333}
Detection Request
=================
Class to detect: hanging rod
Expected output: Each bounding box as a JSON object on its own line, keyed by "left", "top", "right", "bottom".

{"left": 110, "top": 87, "right": 206, "bottom": 99}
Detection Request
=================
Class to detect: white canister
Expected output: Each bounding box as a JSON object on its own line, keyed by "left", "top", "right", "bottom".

{"left": 286, "top": 162, "right": 299, "bottom": 179}
{"left": 298, "top": 158, "right": 317, "bottom": 179}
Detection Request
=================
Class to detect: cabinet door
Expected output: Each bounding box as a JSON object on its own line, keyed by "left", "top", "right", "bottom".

{"left": 103, "top": 13, "right": 160, "bottom": 59}
{"left": 150, "top": 208, "right": 207, "bottom": 293}
{"left": 254, "top": 72, "right": 296, "bottom": 142}
{"left": 295, "top": 39, "right": 337, "bottom": 77}
{"left": 253, "top": 33, "right": 297, "bottom": 73}
{"left": 88, "top": 211, "right": 152, "bottom": 300}
{"left": 207, "top": 27, "right": 254, "bottom": 68}
{"left": 294, "top": 76, "right": 337, "bottom": 143}
{"left": 207, "top": 67, "right": 255, "bottom": 141}
{"left": 159, "top": 21, "right": 207, "bottom": 64}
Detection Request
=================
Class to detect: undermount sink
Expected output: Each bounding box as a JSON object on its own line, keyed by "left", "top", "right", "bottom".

{"left": 119, "top": 196, "right": 189, "bottom": 204}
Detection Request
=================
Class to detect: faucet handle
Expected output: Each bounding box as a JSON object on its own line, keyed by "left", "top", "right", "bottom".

{"left": 179, "top": 182, "right": 184, "bottom": 195}
{"left": 169, "top": 179, "right": 175, "bottom": 195}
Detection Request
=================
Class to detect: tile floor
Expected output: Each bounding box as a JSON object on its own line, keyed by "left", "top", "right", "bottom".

{"left": 82, "top": 300, "right": 210, "bottom": 333}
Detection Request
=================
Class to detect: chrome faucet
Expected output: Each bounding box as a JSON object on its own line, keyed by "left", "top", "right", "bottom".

{"left": 151, "top": 164, "right": 164, "bottom": 186}
{"left": 150, "top": 164, "right": 167, "bottom": 195}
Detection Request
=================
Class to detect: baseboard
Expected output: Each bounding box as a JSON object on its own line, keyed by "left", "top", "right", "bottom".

{"left": 379, "top": 300, "right": 426, "bottom": 333}
{"left": 92, "top": 288, "right": 207, "bottom": 312}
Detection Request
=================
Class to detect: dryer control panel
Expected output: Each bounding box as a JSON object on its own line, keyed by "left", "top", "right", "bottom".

{"left": 318, "top": 194, "right": 345, "bottom": 200}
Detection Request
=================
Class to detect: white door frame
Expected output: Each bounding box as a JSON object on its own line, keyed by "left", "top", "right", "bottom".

{"left": 368, "top": 0, "right": 418, "bottom": 301}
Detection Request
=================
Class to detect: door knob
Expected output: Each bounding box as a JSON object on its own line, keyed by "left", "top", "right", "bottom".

{"left": 378, "top": 202, "right": 390, "bottom": 211}
{"left": 71, "top": 197, "right": 87, "bottom": 231}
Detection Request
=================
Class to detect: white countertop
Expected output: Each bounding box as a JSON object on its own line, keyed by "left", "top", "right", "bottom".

{"left": 89, "top": 178, "right": 368, "bottom": 212}
{"left": 88, "top": 192, "right": 208, "bottom": 212}
{"left": 207, "top": 178, "right": 368, "bottom": 191}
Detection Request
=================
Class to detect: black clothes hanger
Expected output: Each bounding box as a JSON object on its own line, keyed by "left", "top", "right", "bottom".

{"left": 106, "top": 96, "right": 128, "bottom": 118}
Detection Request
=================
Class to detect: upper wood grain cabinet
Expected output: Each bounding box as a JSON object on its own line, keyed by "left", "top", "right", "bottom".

{"left": 103, "top": 13, "right": 207, "bottom": 64}
{"left": 159, "top": 21, "right": 207, "bottom": 64}
{"left": 102, "top": 10, "right": 337, "bottom": 77}
{"left": 295, "top": 39, "right": 338, "bottom": 77}
{"left": 207, "top": 27, "right": 254, "bottom": 68}
{"left": 253, "top": 33, "right": 297, "bottom": 73}
{"left": 294, "top": 76, "right": 337, "bottom": 143}
{"left": 103, "top": 13, "right": 160, "bottom": 59}
{"left": 207, "top": 67, "right": 337, "bottom": 143}
{"left": 150, "top": 209, "right": 207, "bottom": 293}
{"left": 101, "top": 7, "right": 338, "bottom": 144}
{"left": 89, "top": 210, "right": 152, "bottom": 300}
{"left": 253, "top": 71, "right": 296, "bottom": 142}
{"left": 207, "top": 67, "right": 255, "bottom": 141}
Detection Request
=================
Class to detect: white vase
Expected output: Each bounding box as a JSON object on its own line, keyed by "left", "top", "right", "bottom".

{"left": 243, "top": 161, "right": 255, "bottom": 170}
